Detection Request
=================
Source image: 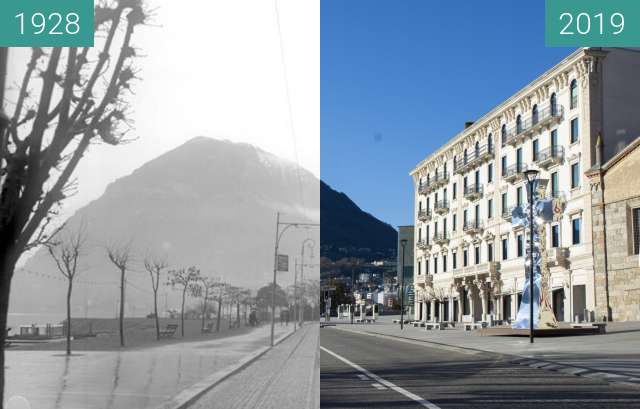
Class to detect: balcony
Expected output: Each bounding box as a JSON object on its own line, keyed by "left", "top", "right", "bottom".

{"left": 463, "top": 219, "right": 484, "bottom": 235}
{"left": 505, "top": 105, "right": 564, "bottom": 147}
{"left": 463, "top": 184, "right": 483, "bottom": 201}
{"left": 417, "top": 209, "right": 432, "bottom": 222}
{"left": 503, "top": 163, "right": 528, "bottom": 184}
{"left": 454, "top": 144, "right": 494, "bottom": 175}
{"left": 416, "top": 239, "right": 432, "bottom": 251}
{"left": 453, "top": 261, "right": 500, "bottom": 280}
{"left": 416, "top": 274, "right": 433, "bottom": 287}
{"left": 430, "top": 170, "right": 449, "bottom": 190}
{"left": 536, "top": 146, "right": 565, "bottom": 169}
{"left": 433, "top": 232, "right": 449, "bottom": 246}
{"left": 418, "top": 182, "right": 429, "bottom": 196}
{"left": 502, "top": 206, "right": 517, "bottom": 222}
{"left": 546, "top": 247, "right": 568, "bottom": 268}
{"left": 434, "top": 200, "right": 449, "bottom": 215}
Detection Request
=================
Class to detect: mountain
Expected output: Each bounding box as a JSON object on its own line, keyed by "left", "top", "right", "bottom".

{"left": 10, "top": 137, "right": 319, "bottom": 318}
{"left": 320, "top": 181, "right": 397, "bottom": 261}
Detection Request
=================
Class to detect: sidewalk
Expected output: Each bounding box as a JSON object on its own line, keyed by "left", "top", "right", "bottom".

{"left": 4, "top": 324, "right": 292, "bottom": 409}
{"left": 332, "top": 315, "right": 640, "bottom": 387}
{"left": 189, "top": 323, "right": 319, "bottom": 409}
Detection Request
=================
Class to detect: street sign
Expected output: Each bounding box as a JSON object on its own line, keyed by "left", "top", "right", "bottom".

{"left": 277, "top": 254, "right": 289, "bottom": 272}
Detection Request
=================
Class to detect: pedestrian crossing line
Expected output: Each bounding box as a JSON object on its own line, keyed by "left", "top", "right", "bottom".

{"left": 356, "top": 374, "right": 369, "bottom": 381}
{"left": 371, "top": 382, "right": 387, "bottom": 390}
{"left": 321, "top": 346, "right": 442, "bottom": 409}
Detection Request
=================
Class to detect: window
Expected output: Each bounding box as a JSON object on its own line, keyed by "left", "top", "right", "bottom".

{"left": 571, "top": 118, "right": 579, "bottom": 143}
{"left": 434, "top": 257, "right": 438, "bottom": 274}
{"left": 475, "top": 141, "right": 480, "bottom": 159}
{"left": 501, "top": 155, "right": 507, "bottom": 176}
{"left": 502, "top": 238, "right": 509, "bottom": 260}
{"left": 463, "top": 209, "right": 468, "bottom": 225}
{"left": 517, "top": 234, "right": 524, "bottom": 257}
{"left": 516, "top": 147, "right": 523, "bottom": 172}
{"left": 417, "top": 260, "right": 421, "bottom": 275}
{"left": 444, "top": 188, "right": 448, "bottom": 202}
{"left": 550, "top": 93, "right": 557, "bottom": 116}
{"left": 452, "top": 252, "right": 457, "bottom": 269}
{"left": 532, "top": 104, "right": 539, "bottom": 125}
{"left": 551, "top": 172, "right": 559, "bottom": 197}
{"left": 570, "top": 79, "right": 578, "bottom": 109}
{"left": 551, "top": 224, "right": 560, "bottom": 248}
{"left": 488, "top": 198, "right": 493, "bottom": 219}
{"left": 463, "top": 148, "right": 468, "bottom": 164}
{"left": 551, "top": 129, "right": 558, "bottom": 150}
{"left": 453, "top": 155, "right": 457, "bottom": 171}
{"left": 501, "top": 124, "right": 507, "bottom": 146}
{"left": 463, "top": 249, "right": 468, "bottom": 267}
{"left": 453, "top": 182, "right": 457, "bottom": 200}
{"left": 572, "top": 218, "right": 581, "bottom": 245}
{"left": 517, "top": 186, "right": 523, "bottom": 207}
{"left": 418, "top": 228, "right": 422, "bottom": 242}
{"left": 633, "top": 208, "right": 640, "bottom": 254}
{"left": 474, "top": 204, "right": 480, "bottom": 226}
{"left": 532, "top": 139, "right": 539, "bottom": 161}
{"left": 501, "top": 192, "right": 508, "bottom": 215}
{"left": 443, "top": 217, "right": 447, "bottom": 233}
{"left": 426, "top": 258, "right": 430, "bottom": 274}
{"left": 443, "top": 255, "right": 448, "bottom": 272}
{"left": 463, "top": 176, "right": 468, "bottom": 191}
{"left": 474, "top": 246, "right": 480, "bottom": 264}
{"left": 453, "top": 214, "right": 457, "bottom": 231}
{"left": 426, "top": 225, "right": 430, "bottom": 244}
{"left": 487, "top": 163, "right": 493, "bottom": 183}
{"left": 571, "top": 162, "right": 580, "bottom": 189}
{"left": 487, "top": 242, "right": 494, "bottom": 262}
{"left": 475, "top": 169, "right": 480, "bottom": 188}
{"left": 488, "top": 134, "right": 493, "bottom": 153}
{"left": 516, "top": 115, "right": 523, "bottom": 134}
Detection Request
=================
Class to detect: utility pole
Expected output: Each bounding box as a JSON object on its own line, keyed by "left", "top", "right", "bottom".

{"left": 0, "top": 48, "right": 9, "bottom": 172}
{"left": 400, "top": 239, "right": 407, "bottom": 330}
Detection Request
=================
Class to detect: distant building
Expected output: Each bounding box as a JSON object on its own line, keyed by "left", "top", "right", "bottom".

{"left": 397, "top": 225, "right": 415, "bottom": 315}
{"left": 588, "top": 136, "right": 640, "bottom": 321}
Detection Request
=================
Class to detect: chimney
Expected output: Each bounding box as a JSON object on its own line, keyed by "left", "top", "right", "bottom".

{"left": 464, "top": 121, "right": 474, "bottom": 130}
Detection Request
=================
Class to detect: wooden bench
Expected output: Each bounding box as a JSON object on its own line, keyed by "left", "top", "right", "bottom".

{"left": 159, "top": 324, "right": 178, "bottom": 338}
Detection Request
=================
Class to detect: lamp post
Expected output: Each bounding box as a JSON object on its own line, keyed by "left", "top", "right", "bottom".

{"left": 271, "top": 212, "right": 319, "bottom": 346}
{"left": 400, "top": 239, "right": 407, "bottom": 330}
{"left": 524, "top": 169, "right": 539, "bottom": 343}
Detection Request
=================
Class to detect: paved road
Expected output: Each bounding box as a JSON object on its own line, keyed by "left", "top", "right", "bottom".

{"left": 190, "top": 323, "right": 319, "bottom": 409}
{"left": 321, "top": 327, "right": 640, "bottom": 409}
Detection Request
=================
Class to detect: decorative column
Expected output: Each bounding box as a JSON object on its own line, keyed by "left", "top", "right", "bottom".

{"left": 430, "top": 299, "right": 436, "bottom": 322}
{"left": 467, "top": 284, "right": 475, "bottom": 321}
{"left": 439, "top": 301, "right": 444, "bottom": 323}
{"left": 449, "top": 297, "right": 454, "bottom": 322}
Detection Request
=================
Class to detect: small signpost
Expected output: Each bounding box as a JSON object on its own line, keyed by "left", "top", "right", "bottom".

{"left": 277, "top": 254, "right": 289, "bottom": 272}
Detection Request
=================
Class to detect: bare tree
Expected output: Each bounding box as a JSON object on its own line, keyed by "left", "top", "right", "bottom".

{"left": 239, "top": 289, "right": 252, "bottom": 325}
{"left": 106, "top": 240, "right": 133, "bottom": 347}
{"left": 47, "top": 222, "right": 87, "bottom": 355}
{"left": 0, "top": 1, "right": 149, "bottom": 401}
{"left": 214, "top": 282, "right": 228, "bottom": 332}
{"left": 143, "top": 253, "right": 168, "bottom": 340}
{"left": 167, "top": 266, "right": 200, "bottom": 337}
{"left": 195, "top": 276, "right": 220, "bottom": 333}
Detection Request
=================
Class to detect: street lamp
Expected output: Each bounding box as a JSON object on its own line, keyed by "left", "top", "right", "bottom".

{"left": 399, "top": 239, "right": 407, "bottom": 330}
{"left": 523, "top": 169, "right": 539, "bottom": 344}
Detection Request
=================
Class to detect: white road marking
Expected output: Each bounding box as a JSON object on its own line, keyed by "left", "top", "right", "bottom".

{"left": 321, "top": 346, "right": 442, "bottom": 409}
{"left": 371, "top": 382, "right": 387, "bottom": 390}
{"left": 357, "top": 374, "right": 369, "bottom": 381}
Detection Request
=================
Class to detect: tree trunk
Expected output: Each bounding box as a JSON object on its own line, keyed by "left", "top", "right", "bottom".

{"left": 201, "top": 291, "right": 208, "bottom": 332}
{"left": 236, "top": 300, "right": 240, "bottom": 327}
{"left": 153, "top": 289, "right": 160, "bottom": 341}
{"left": 216, "top": 295, "right": 222, "bottom": 332}
{"left": 0, "top": 236, "right": 20, "bottom": 409}
{"left": 180, "top": 287, "right": 187, "bottom": 337}
{"left": 66, "top": 280, "right": 72, "bottom": 355}
{"left": 119, "top": 267, "right": 125, "bottom": 347}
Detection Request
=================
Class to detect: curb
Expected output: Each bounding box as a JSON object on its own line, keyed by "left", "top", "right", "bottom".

{"left": 155, "top": 327, "right": 299, "bottom": 409}
{"left": 334, "top": 326, "right": 640, "bottom": 390}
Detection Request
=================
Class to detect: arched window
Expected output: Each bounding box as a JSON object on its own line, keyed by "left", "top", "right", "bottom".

{"left": 516, "top": 115, "right": 523, "bottom": 134}
{"left": 488, "top": 133, "right": 493, "bottom": 152}
{"left": 532, "top": 104, "right": 539, "bottom": 125}
{"left": 474, "top": 141, "right": 480, "bottom": 158}
{"left": 570, "top": 79, "right": 578, "bottom": 109}
{"left": 550, "top": 93, "right": 557, "bottom": 116}
{"left": 463, "top": 148, "right": 468, "bottom": 164}
{"left": 501, "top": 124, "right": 507, "bottom": 145}
{"left": 453, "top": 155, "right": 457, "bottom": 170}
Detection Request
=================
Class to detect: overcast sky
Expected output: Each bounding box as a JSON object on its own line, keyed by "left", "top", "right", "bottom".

{"left": 7, "top": 0, "right": 319, "bottom": 220}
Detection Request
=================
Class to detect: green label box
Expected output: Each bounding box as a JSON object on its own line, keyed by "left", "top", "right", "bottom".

{"left": 0, "top": 0, "right": 94, "bottom": 47}
{"left": 546, "top": 0, "right": 640, "bottom": 47}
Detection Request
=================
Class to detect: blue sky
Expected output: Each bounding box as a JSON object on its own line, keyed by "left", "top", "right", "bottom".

{"left": 321, "top": 0, "right": 573, "bottom": 229}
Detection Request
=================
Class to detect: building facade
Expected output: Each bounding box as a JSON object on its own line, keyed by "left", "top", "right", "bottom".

{"left": 588, "top": 136, "right": 640, "bottom": 322}
{"left": 411, "top": 48, "right": 640, "bottom": 324}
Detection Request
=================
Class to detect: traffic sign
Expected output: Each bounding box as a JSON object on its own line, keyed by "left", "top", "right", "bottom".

{"left": 277, "top": 254, "right": 289, "bottom": 272}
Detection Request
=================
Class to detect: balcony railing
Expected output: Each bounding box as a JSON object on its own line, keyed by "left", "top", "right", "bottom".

{"left": 434, "top": 200, "right": 449, "bottom": 215}
{"left": 433, "top": 232, "right": 449, "bottom": 245}
{"left": 454, "top": 144, "right": 494, "bottom": 174}
{"left": 418, "top": 182, "right": 429, "bottom": 195}
{"left": 416, "top": 274, "right": 433, "bottom": 287}
{"left": 463, "top": 184, "right": 483, "bottom": 201}
{"left": 547, "top": 247, "right": 568, "bottom": 268}
{"left": 463, "top": 219, "right": 484, "bottom": 235}
{"left": 416, "top": 239, "right": 431, "bottom": 251}
{"left": 502, "top": 205, "right": 517, "bottom": 222}
{"left": 453, "top": 261, "right": 500, "bottom": 279}
{"left": 504, "top": 163, "right": 528, "bottom": 183}
{"left": 536, "top": 146, "right": 565, "bottom": 169}
{"left": 504, "top": 105, "right": 564, "bottom": 147}
{"left": 417, "top": 209, "right": 432, "bottom": 222}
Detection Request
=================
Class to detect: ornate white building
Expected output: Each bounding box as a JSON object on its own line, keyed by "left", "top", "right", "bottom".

{"left": 410, "top": 48, "right": 640, "bottom": 324}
